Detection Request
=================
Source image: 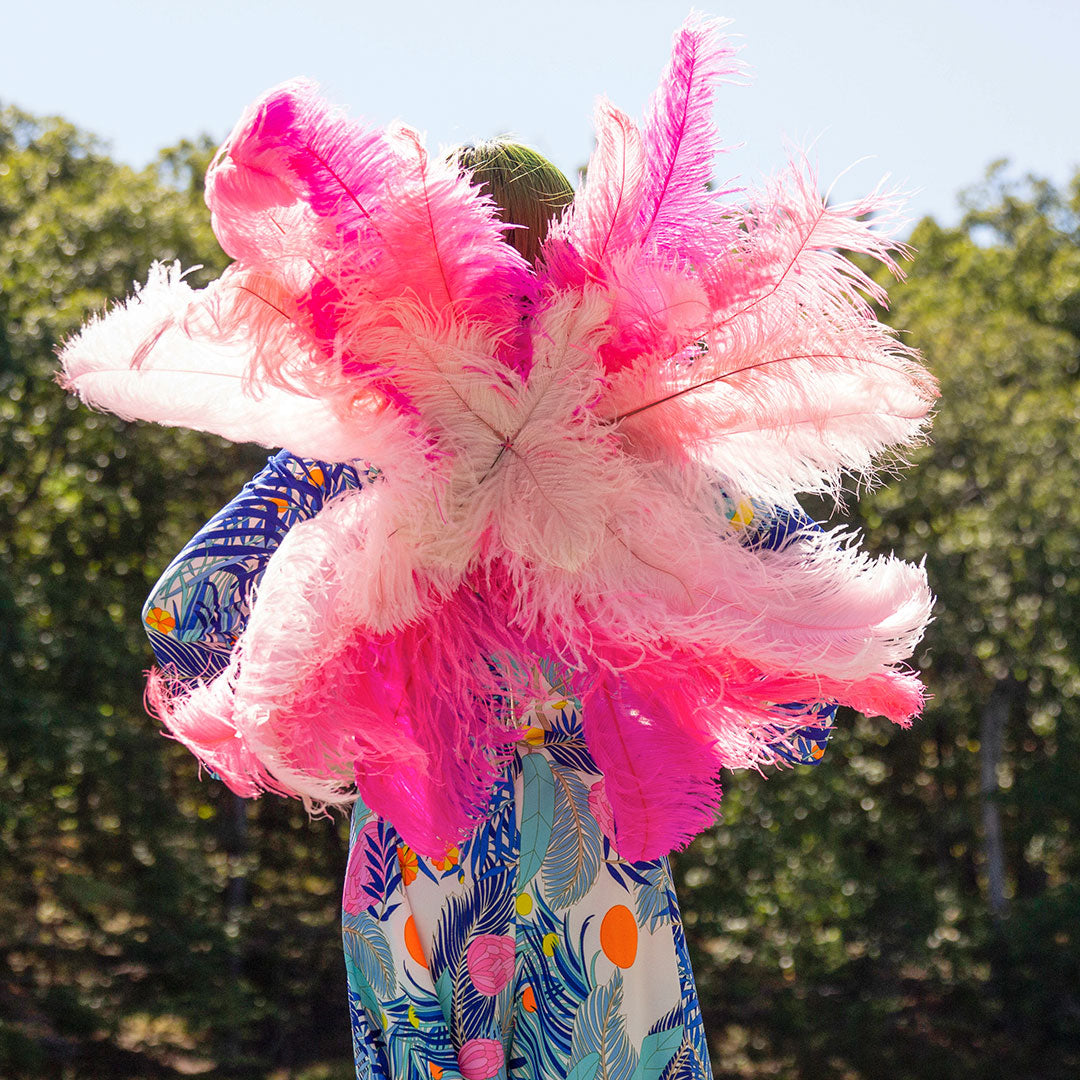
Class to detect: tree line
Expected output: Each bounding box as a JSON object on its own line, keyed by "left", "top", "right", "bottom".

{"left": 1, "top": 107, "right": 1077, "bottom": 1078}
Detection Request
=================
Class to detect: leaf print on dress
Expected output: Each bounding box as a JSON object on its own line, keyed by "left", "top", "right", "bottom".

{"left": 513, "top": 889, "right": 593, "bottom": 1078}
{"left": 634, "top": 1028, "right": 686, "bottom": 1080}
{"left": 380, "top": 980, "right": 460, "bottom": 1080}
{"left": 633, "top": 863, "right": 677, "bottom": 934}
{"left": 348, "top": 991, "right": 387, "bottom": 1080}
{"left": 543, "top": 763, "right": 603, "bottom": 908}
{"left": 568, "top": 969, "right": 640, "bottom": 1080}
{"left": 344, "top": 909, "right": 399, "bottom": 1001}
{"left": 429, "top": 871, "right": 515, "bottom": 1045}
{"left": 541, "top": 707, "right": 598, "bottom": 775}
{"left": 656, "top": 1021, "right": 711, "bottom": 1080}
{"left": 517, "top": 752, "right": 555, "bottom": 890}
{"left": 663, "top": 919, "right": 710, "bottom": 1080}
{"left": 345, "top": 818, "right": 388, "bottom": 915}
{"left": 350, "top": 819, "right": 404, "bottom": 920}
{"left": 463, "top": 776, "right": 520, "bottom": 882}
{"left": 644, "top": 1005, "right": 703, "bottom": 1080}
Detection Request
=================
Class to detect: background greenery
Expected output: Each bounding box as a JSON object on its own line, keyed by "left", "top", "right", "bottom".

{"left": 2, "top": 107, "right": 1077, "bottom": 1078}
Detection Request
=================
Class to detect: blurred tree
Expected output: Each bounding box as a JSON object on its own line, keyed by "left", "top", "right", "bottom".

{"left": 0, "top": 108, "right": 351, "bottom": 1077}
{"left": 676, "top": 163, "right": 1080, "bottom": 1080}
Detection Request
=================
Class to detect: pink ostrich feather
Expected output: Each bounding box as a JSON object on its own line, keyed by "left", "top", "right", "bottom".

{"left": 542, "top": 15, "right": 743, "bottom": 376}
{"left": 60, "top": 14, "right": 937, "bottom": 860}
{"left": 551, "top": 100, "right": 647, "bottom": 275}
{"left": 205, "top": 77, "right": 395, "bottom": 263}
{"left": 636, "top": 13, "right": 743, "bottom": 258}
{"left": 601, "top": 162, "right": 938, "bottom": 501}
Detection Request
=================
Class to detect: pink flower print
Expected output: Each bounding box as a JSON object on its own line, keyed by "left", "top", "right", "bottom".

{"left": 342, "top": 820, "right": 380, "bottom": 915}
{"left": 588, "top": 778, "right": 618, "bottom": 844}
{"left": 457, "top": 1037, "right": 505, "bottom": 1080}
{"left": 465, "top": 934, "right": 514, "bottom": 996}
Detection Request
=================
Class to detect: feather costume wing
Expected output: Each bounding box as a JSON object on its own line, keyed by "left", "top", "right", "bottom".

{"left": 60, "top": 15, "right": 936, "bottom": 861}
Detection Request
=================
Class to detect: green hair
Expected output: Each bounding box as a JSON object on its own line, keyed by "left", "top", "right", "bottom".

{"left": 453, "top": 141, "right": 575, "bottom": 267}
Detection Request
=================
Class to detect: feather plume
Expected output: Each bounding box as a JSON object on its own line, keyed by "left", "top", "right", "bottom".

{"left": 57, "top": 262, "right": 416, "bottom": 463}
{"left": 341, "top": 125, "right": 532, "bottom": 326}
{"left": 553, "top": 100, "right": 647, "bottom": 271}
{"left": 582, "top": 667, "right": 723, "bottom": 861}
{"left": 637, "top": 14, "right": 742, "bottom": 258}
{"left": 602, "top": 162, "right": 938, "bottom": 501}
{"left": 205, "top": 78, "right": 395, "bottom": 261}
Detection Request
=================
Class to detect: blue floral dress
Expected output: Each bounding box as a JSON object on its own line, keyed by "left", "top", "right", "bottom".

{"left": 144, "top": 451, "right": 835, "bottom": 1080}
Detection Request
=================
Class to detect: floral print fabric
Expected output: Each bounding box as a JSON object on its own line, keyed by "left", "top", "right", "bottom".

{"left": 342, "top": 685, "right": 712, "bottom": 1080}
{"left": 143, "top": 450, "right": 835, "bottom": 1080}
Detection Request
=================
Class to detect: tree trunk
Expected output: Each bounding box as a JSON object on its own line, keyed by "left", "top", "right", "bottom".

{"left": 980, "top": 678, "right": 1012, "bottom": 921}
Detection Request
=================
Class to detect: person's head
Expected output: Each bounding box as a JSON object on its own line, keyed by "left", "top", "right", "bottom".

{"left": 452, "top": 141, "right": 575, "bottom": 267}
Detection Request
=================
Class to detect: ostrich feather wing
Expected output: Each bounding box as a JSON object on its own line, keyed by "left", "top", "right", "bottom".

{"left": 59, "top": 18, "right": 938, "bottom": 861}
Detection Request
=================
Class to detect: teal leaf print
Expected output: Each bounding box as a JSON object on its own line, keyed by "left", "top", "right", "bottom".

{"left": 657, "top": 1034, "right": 709, "bottom": 1080}
{"left": 543, "top": 764, "right": 602, "bottom": 909}
{"left": 633, "top": 1029, "right": 684, "bottom": 1080}
{"left": 343, "top": 909, "right": 398, "bottom": 1000}
{"left": 344, "top": 953, "right": 383, "bottom": 1019}
{"left": 569, "top": 969, "right": 638, "bottom": 1080}
{"left": 435, "top": 968, "right": 453, "bottom": 1026}
{"left": 566, "top": 1051, "right": 601, "bottom": 1080}
{"left": 380, "top": 985, "right": 457, "bottom": 1080}
{"left": 350, "top": 798, "right": 374, "bottom": 840}
{"left": 518, "top": 752, "right": 555, "bottom": 889}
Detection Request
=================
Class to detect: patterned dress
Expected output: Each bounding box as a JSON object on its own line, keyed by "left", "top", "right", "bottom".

{"left": 144, "top": 451, "right": 835, "bottom": 1080}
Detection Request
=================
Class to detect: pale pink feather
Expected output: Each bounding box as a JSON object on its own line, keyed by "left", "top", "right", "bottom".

{"left": 57, "top": 262, "right": 400, "bottom": 462}
{"left": 601, "top": 162, "right": 938, "bottom": 500}
{"left": 548, "top": 100, "right": 646, "bottom": 276}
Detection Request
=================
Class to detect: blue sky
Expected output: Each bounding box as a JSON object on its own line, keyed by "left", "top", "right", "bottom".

{"left": 5, "top": 0, "right": 1076, "bottom": 230}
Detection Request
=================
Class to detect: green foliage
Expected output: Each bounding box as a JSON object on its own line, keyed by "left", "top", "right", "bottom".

{"left": 677, "top": 163, "right": 1080, "bottom": 1079}
{"left": 0, "top": 107, "right": 351, "bottom": 1077}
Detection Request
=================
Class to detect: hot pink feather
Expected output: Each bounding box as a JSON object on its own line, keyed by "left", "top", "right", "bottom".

{"left": 637, "top": 13, "right": 742, "bottom": 258}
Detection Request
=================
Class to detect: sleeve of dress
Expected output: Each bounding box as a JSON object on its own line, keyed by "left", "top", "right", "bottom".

{"left": 716, "top": 491, "right": 839, "bottom": 766}
{"left": 142, "top": 451, "right": 376, "bottom": 683}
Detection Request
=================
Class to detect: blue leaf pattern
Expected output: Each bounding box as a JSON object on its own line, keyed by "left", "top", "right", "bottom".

{"left": 634, "top": 864, "right": 676, "bottom": 934}
{"left": 543, "top": 765, "right": 603, "bottom": 909}
{"left": 569, "top": 970, "right": 638, "bottom": 1080}
{"left": 429, "top": 872, "right": 515, "bottom": 1044}
{"left": 344, "top": 910, "right": 398, "bottom": 1001}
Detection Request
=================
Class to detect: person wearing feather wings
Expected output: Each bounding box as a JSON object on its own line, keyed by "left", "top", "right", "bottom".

{"left": 59, "top": 14, "right": 935, "bottom": 1080}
